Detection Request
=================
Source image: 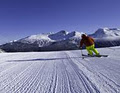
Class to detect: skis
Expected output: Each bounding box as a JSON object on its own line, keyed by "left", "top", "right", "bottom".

{"left": 82, "top": 54, "right": 108, "bottom": 57}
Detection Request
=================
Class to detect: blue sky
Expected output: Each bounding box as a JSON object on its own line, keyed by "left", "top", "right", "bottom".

{"left": 0, "top": 0, "right": 120, "bottom": 44}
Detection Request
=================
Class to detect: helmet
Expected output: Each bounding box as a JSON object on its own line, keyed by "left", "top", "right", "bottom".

{"left": 81, "top": 34, "right": 87, "bottom": 38}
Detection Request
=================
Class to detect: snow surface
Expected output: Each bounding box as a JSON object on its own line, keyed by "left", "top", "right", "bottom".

{"left": 0, "top": 47, "right": 120, "bottom": 93}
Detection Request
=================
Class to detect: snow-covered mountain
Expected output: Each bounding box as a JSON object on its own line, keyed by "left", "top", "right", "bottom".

{"left": 88, "top": 28, "right": 120, "bottom": 48}
{"left": 90, "top": 28, "right": 120, "bottom": 38}
{"left": 18, "top": 30, "right": 83, "bottom": 44}
{"left": 0, "top": 31, "right": 83, "bottom": 52}
{"left": 18, "top": 34, "right": 53, "bottom": 47}
{"left": 1, "top": 28, "right": 120, "bottom": 52}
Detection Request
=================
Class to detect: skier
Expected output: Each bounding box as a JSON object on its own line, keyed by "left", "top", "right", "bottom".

{"left": 79, "top": 34, "right": 99, "bottom": 56}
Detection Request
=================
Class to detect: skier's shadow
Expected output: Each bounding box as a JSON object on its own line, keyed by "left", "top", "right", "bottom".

{"left": 7, "top": 57, "right": 81, "bottom": 62}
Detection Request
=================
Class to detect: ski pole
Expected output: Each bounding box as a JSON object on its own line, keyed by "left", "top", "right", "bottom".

{"left": 81, "top": 49, "right": 83, "bottom": 55}
{"left": 80, "top": 48, "right": 84, "bottom": 59}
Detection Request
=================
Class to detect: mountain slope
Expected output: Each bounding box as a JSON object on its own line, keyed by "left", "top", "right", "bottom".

{"left": 1, "top": 28, "right": 120, "bottom": 52}
{"left": 0, "top": 31, "right": 83, "bottom": 52}
{"left": 0, "top": 47, "right": 120, "bottom": 93}
{"left": 90, "top": 28, "right": 120, "bottom": 38}
{"left": 89, "top": 28, "right": 120, "bottom": 48}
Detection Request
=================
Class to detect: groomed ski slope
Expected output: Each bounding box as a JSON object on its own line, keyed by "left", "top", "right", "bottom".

{"left": 0, "top": 47, "right": 120, "bottom": 93}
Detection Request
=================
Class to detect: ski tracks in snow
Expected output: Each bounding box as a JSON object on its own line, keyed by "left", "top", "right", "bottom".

{"left": 65, "top": 51, "right": 120, "bottom": 93}
{"left": 0, "top": 51, "right": 120, "bottom": 93}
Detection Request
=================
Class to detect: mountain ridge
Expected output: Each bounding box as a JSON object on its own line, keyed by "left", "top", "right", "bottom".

{"left": 89, "top": 27, "right": 120, "bottom": 38}
{"left": 1, "top": 28, "right": 120, "bottom": 52}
